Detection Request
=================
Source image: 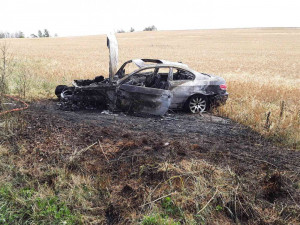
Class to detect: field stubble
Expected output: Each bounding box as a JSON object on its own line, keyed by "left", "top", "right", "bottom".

{"left": 1, "top": 28, "right": 300, "bottom": 147}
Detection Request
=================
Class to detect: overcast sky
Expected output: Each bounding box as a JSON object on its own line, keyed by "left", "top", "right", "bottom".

{"left": 1, "top": 0, "right": 299, "bottom": 37}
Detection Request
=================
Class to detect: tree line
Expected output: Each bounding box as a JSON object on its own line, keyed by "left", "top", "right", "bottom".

{"left": 117, "top": 25, "right": 157, "bottom": 33}
{"left": 1, "top": 25, "right": 157, "bottom": 38}
{"left": 0, "top": 29, "right": 56, "bottom": 39}
{"left": 0, "top": 31, "right": 25, "bottom": 38}
{"left": 30, "top": 29, "right": 55, "bottom": 38}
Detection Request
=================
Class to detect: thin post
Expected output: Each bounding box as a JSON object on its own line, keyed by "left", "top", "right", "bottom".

{"left": 280, "top": 101, "right": 285, "bottom": 119}
{"left": 265, "top": 111, "right": 271, "bottom": 130}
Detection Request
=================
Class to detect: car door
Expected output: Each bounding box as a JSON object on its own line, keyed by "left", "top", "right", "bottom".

{"left": 117, "top": 67, "right": 173, "bottom": 116}
{"left": 168, "top": 67, "right": 196, "bottom": 109}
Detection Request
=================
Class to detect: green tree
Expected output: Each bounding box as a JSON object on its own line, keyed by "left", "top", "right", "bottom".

{"left": 38, "top": 30, "right": 43, "bottom": 38}
{"left": 44, "top": 29, "right": 50, "bottom": 37}
{"left": 16, "top": 31, "right": 24, "bottom": 38}
{"left": 143, "top": 25, "right": 157, "bottom": 31}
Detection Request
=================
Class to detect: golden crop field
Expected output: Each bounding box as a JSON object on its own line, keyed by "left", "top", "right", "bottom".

{"left": 2, "top": 28, "right": 300, "bottom": 148}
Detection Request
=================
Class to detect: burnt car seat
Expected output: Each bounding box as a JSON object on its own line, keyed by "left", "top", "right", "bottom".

{"left": 145, "top": 69, "right": 159, "bottom": 87}
{"left": 151, "top": 74, "right": 170, "bottom": 90}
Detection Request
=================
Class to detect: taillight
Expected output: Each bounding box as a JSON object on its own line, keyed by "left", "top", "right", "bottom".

{"left": 220, "top": 84, "right": 227, "bottom": 90}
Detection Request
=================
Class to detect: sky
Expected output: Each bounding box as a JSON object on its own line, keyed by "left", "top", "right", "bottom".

{"left": 0, "top": 0, "right": 299, "bottom": 37}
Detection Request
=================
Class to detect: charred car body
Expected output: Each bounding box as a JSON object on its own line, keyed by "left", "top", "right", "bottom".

{"left": 55, "top": 59, "right": 228, "bottom": 116}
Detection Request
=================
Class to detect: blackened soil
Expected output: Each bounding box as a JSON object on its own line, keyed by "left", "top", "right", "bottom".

{"left": 0, "top": 96, "right": 24, "bottom": 111}
{"left": 11, "top": 99, "right": 300, "bottom": 224}
{"left": 32, "top": 100, "right": 300, "bottom": 172}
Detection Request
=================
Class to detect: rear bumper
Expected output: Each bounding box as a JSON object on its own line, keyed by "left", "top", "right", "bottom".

{"left": 211, "top": 93, "right": 228, "bottom": 105}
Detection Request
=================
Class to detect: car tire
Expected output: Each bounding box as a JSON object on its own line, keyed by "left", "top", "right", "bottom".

{"left": 185, "top": 94, "right": 208, "bottom": 113}
{"left": 55, "top": 85, "right": 68, "bottom": 99}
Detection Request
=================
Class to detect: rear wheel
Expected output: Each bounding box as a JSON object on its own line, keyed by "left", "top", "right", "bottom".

{"left": 186, "top": 95, "right": 208, "bottom": 113}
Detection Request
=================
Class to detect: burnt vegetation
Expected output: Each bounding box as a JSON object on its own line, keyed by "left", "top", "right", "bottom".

{"left": 0, "top": 100, "right": 299, "bottom": 224}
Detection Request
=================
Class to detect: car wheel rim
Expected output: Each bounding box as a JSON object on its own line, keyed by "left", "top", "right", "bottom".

{"left": 189, "top": 97, "right": 206, "bottom": 113}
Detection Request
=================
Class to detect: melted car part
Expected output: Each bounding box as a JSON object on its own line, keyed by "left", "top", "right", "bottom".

{"left": 59, "top": 84, "right": 117, "bottom": 111}
{"left": 117, "top": 84, "right": 173, "bottom": 116}
{"left": 58, "top": 74, "right": 172, "bottom": 116}
{"left": 74, "top": 76, "right": 105, "bottom": 86}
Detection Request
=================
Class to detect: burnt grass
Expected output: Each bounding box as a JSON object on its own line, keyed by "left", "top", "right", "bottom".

{"left": 1, "top": 99, "right": 300, "bottom": 224}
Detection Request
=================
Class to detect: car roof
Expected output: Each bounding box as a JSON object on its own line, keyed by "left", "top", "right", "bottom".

{"left": 132, "top": 59, "right": 189, "bottom": 69}
{"left": 117, "top": 59, "right": 211, "bottom": 85}
{"left": 131, "top": 59, "right": 207, "bottom": 77}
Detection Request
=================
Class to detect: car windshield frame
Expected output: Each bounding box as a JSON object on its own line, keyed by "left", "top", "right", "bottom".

{"left": 115, "top": 59, "right": 163, "bottom": 79}
{"left": 117, "top": 66, "right": 160, "bottom": 85}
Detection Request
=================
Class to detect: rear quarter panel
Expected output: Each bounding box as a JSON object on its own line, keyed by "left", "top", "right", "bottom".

{"left": 169, "top": 78, "right": 225, "bottom": 109}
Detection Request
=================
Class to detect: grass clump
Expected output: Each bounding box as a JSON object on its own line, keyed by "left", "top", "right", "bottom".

{"left": 161, "top": 197, "right": 182, "bottom": 218}
{"left": 0, "top": 184, "right": 80, "bottom": 225}
{"left": 141, "top": 213, "right": 180, "bottom": 225}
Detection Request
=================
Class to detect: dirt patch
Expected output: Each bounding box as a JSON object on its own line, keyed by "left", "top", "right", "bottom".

{"left": 105, "top": 204, "right": 121, "bottom": 224}
{"left": 261, "top": 172, "right": 286, "bottom": 203}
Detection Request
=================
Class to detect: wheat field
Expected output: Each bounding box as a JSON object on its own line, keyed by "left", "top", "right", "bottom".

{"left": 2, "top": 28, "right": 300, "bottom": 148}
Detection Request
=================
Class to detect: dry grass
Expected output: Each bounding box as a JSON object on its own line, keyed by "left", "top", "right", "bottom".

{"left": 1, "top": 28, "right": 299, "bottom": 147}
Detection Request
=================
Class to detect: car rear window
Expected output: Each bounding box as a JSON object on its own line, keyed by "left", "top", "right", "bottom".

{"left": 172, "top": 68, "right": 194, "bottom": 80}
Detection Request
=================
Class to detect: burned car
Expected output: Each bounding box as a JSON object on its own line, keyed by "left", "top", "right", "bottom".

{"left": 55, "top": 59, "right": 228, "bottom": 116}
